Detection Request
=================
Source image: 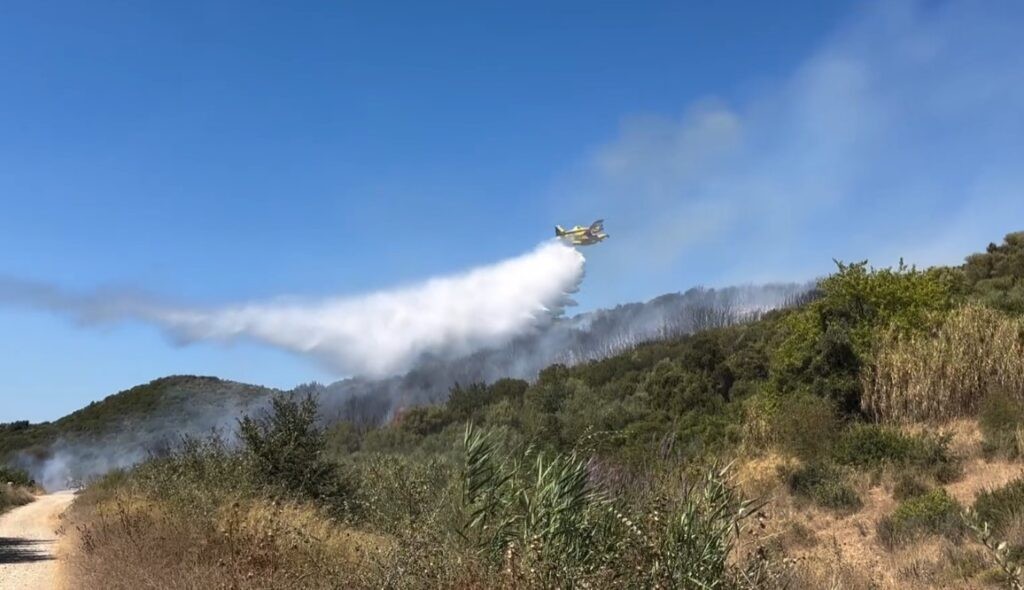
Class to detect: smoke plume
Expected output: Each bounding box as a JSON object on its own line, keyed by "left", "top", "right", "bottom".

{"left": 0, "top": 240, "right": 586, "bottom": 377}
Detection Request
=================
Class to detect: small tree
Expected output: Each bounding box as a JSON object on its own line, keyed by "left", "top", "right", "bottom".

{"left": 238, "top": 394, "right": 349, "bottom": 507}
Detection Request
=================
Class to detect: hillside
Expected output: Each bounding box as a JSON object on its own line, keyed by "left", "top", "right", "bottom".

{"left": 50, "top": 231, "right": 1024, "bottom": 589}
{"left": 0, "top": 283, "right": 805, "bottom": 486}
{"left": 0, "top": 376, "right": 279, "bottom": 488}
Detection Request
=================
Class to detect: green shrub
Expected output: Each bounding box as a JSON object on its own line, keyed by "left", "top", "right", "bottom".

{"left": 129, "top": 436, "right": 255, "bottom": 504}
{"left": 0, "top": 464, "right": 34, "bottom": 487}
{"left": 238, "top": 394, "right": 351, "bottom": 509}
{"left": 974, "top": 477, "right": 1024, "bottom": 535}
{"left": 772, "top": 260, "right": 958, "bottom": 414}
{"left": 769, "top": 392, "right": 839, "bottom": 460}
{"left": 963, "top": 231, "right": 1024, "bottom": 315}
{"left": 785, "top": 462, "right": 861, "bottom": 511}
{"left": 892, "top": 473, "right": 930, "bottom": 501}
{"left": 980, "top": 389, "right": 1024, "bottom": 458}
{"left": 446, "top": 382, "right": 492, "bottom": 421}
{"left": 832, "top": 424, "right": 960, "bottom": 482}
{"left": 350, "top": 453, "right": 459, "bottom": 535}
{"left": 459, "top": 425, "right": 760, "bottom": 588}
{"left": 877, "top": 489, "right": 965, "bottom": 548}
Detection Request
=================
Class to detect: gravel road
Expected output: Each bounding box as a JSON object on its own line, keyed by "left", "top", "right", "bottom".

{"left": 0, "top": 491, "right": 75, "bottom": 590}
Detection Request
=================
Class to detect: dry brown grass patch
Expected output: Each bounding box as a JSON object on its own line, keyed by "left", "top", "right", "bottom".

{"left": 63, "top": 489, "right": 394, "bottom": 590}
{"left": 0, "top": 483, "right": 35, "bottom": 512}
{"left": 735, "top": 452, "right": 797, "bottom": 499}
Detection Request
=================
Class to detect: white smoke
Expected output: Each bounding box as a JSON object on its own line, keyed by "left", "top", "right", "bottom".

{"left": 0, "top": 240, "right": 586, "bottom": 377}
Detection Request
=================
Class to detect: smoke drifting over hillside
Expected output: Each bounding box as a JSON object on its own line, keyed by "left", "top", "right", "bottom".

{"left": 307, "top": 281, "right": 812, "bottom": 424}
{"left": 8, "top": 281, "right": 808, "bottom": 489}
{"left": 0, "top": 240, "right": 586, "bottom": 377}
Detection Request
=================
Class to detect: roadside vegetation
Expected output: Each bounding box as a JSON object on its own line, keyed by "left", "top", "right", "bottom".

{"left": 0, "top": 464, "right": 37, "bottom": 513}
{"left": 53, "top": 230, "right": 1024, "bottom": 588}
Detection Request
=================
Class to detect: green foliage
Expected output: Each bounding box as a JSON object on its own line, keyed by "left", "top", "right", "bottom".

{"left": 643, "top": 465, "right": 760, "bottom": 589}
{"left": 980, "top": 388, "right": 1024, "bottom": 458}
{"left": 350, "top": 453, "right": 459, "bottom": 535}
{"left": 129, "top": 436, "right": 255, "bottom": 500}
{"left": 0, "top": 463, "right": 35, "bottom": 515}
{"left": 459, "top": 425, "right": 759, "bottom": 588}
{"left": 891, "top": 473, "right": 930, "bottom": 501}
{"left": 965, "top": 517, "right": 1024, "bottom": 590}
{"left": 238, "top": 394, "right": 351, "bottom": 508}
{"left": 0, "top": 463, "right": 34, "bottom": 487}
{"left": 397, "top": 404, "right": 449, "bottom": 437}
{"left": 817, "top": 261, "right": 959, "bottom": 353}
{"left": 767, "top": 392, "right": 839, "bottom": 460}
{"left": 832, "top": 424, "right": 959, "bottom": 481}
{"left": 964, "top": 231, "right": 1024, "bottom": 314}
{"left": 461, "top": 424, "right": 609, "bottom": 582}
{"left": 877, "top": 489, "right": 965, "bottom": 548}
{"left": 643, "top": 359, "right": 724, "bottom": 415}
{"left": 784, "top": 462, "right": 861, "bottom": 511}
{"left": 0, "top": 376, "right": 276, "bottom": 461}
{"left": 973, "top": 477, "right": 1024, "bottom": 535}
{"left": 446, "top": 382, "right": 493, "bottom": 421}
{"left": 31, "top": 230, "right": 1024, "bottom": 588}
{"left": 772, "top": 260, "right": 958, "bottom": 413}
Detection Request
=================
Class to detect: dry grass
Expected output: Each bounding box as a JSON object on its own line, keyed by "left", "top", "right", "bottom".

{"left": 0, "top": 483, "right": 35, "bottom": 513}
{"left": 62, "top": 487, "right": 394, "bottom": 590}
{"left": 863, "top": 304, "right": 1024, "bottom": 423}
{"left": 732, "top": 419, "right": 1024, "bottom": 589}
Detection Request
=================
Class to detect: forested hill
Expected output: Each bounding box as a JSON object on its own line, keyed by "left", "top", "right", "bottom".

{"left": 0, "top": 282, "right": 805, "bottom": 484}
{"left": 0, "top": 376, "right": 278, "bottom": 483}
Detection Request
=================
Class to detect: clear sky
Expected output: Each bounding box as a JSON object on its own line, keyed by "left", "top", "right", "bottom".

{"left": 2, "top": 1, "right": 1023, "bottom": 422}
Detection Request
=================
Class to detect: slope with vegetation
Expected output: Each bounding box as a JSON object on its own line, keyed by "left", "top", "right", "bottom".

{"left": 0, "top": 284, "right": 806, "bottom": 484}
{"left": 0, "top": 465, "right": 36, "bottom": 513}
{"left": 44, "top": 231, "right": 1024, "bottom": 587}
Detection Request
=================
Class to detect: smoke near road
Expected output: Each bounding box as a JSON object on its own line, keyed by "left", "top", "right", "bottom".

{"left": 0, "top": 240, "right": 586, "bottom": 377}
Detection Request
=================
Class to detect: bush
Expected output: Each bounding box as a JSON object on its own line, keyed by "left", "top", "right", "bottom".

{"left": 238, "top": 394, "right": 351, "bottom": 509}
{"left": 892, "top": 473, "right": 930, "bottom": 501}
{"left": 980, "top": 388, "right": 1024, "bottom": 458}
{"left": 446, "top": 382, "right": 492, "bottom": 421}
{"left": 0, "top": 482, "right": 34, "bottom": 513}
{"left": 460, "top": 425, "right": 761, "bottom": 588}
{"left": 772, "top": 260, "right": 957, "bottom": 414}
{"left": 768, "top": 392, "right": 839, "bottom": 461}
{"left": 877, "top": 489, "right": 965, "bottom": 548}
{"left": 350, "top": 453, "right": 459, "bottom": 535}
{"left": 963, "top": 231, "right": 1024, "bottom": 315}
{"left": 831, "top": 424, "right": 960, "bottom": 481}
{"left": 974, "top": 477, "right": 1024, "bottom": 535}
{"left": 784, "top": 462, "right": 861, "bottom": 511}
{"left": 0, "top": 464, "right": 35, "bottom": 487}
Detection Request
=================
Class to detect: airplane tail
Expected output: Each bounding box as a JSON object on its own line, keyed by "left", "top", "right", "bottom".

{"left": 555, "top": 225, "right": 565, "bottom": 236}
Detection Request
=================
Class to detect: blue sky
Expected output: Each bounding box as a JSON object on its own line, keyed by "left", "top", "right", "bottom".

{"left": 2, "top": 1, "right": 1023, "bottom": 422}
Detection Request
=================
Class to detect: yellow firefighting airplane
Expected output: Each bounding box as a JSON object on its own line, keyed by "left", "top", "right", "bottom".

{"left": 555, "top": 219, "right": 608, "bottom": 246}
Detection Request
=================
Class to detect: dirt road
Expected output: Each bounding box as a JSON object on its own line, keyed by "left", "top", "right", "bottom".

{"left": 0, "top": 491, "right": 75, "bottom": 590}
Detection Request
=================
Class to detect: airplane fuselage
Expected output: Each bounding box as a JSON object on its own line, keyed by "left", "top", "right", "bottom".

{"left": 555, "top": 220, "right": 608, "bottom": 246}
